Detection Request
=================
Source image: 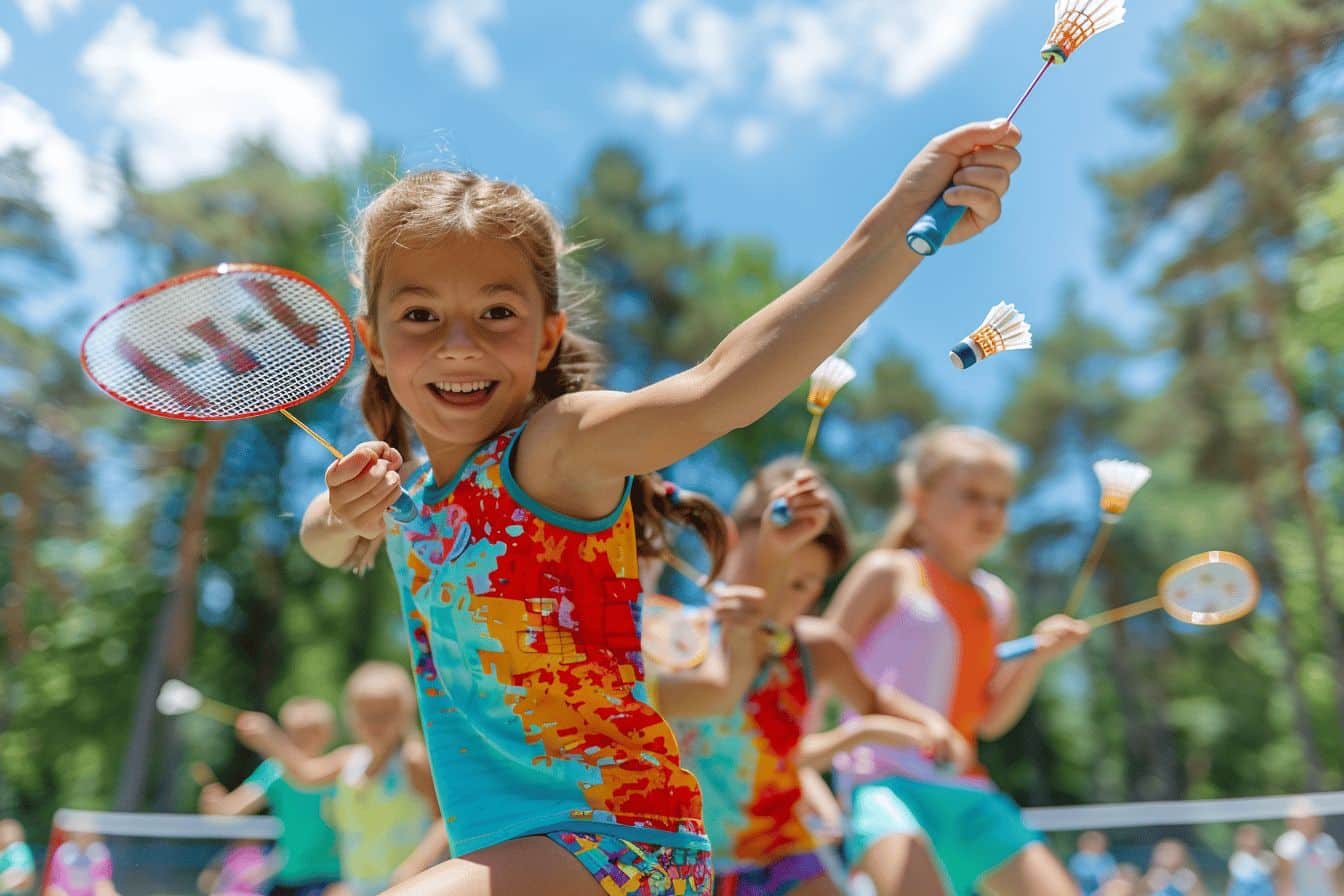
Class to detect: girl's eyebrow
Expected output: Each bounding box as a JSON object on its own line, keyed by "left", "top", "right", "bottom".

{"left": 387, "top": 284, "right": 434, "bottom": 303}
{"left": 482, "top": 281, "right": 526, "bottom": 297}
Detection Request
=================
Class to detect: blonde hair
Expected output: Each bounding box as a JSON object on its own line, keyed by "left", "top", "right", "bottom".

{"left": 344, "top": 661, "right": 415, "bottom": 713}
{"left": 352, "top": 169, "right": 727, "bottom": 574}
{"left": 731, "top": 456, "right": 851, "bottom": 574}
{"left": 879, "top": 425, "right": 1018, "bottom": 551}
{"left": 277, "top": 696, "right": 335, "bottom": 734}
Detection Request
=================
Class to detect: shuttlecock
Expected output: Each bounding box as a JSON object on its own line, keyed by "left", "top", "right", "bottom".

{"left": 1094, "top": 459, "right": 1151, "bottom": 519}
{"left": 806, "top": 356, "right": 856, "bottom": 414}
{"left": 949, "top": 302, "right": 1032, "bottom": 369}
{"left": 1042, "top": 0, "right": 1126, "bottom": 63}
{"left": 157, "top": 679, "right": 203, "bottom": 716}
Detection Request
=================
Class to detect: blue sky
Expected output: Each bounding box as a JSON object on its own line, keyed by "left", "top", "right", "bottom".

{"left": 0, "top": 0, "right": 1191, "bottom": 423}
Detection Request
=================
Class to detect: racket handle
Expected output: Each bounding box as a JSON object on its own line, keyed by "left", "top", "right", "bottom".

{"left": 995, "top": 635, "right": 1041, "bottom": 660}
{"left": 387, "top": 489, "right": 419, "bottom": 523}
{"left": 769, "top": 497, "right": 793, "bottom": 527}
{"left": 906, "top": 197, "right": 966, "bottom": 257}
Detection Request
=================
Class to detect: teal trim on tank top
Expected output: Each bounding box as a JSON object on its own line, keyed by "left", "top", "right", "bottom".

{"left": 499, "top": 422, "right": 633, "bottom": 532}
{"left": 415, "top": 436, "right": 494, "bottom": 505}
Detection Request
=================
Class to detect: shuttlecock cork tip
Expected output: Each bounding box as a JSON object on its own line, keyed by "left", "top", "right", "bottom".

{"left": 807, "top": 356, "right": 856, "bottom": 412}
{"left": 1094, "top": 458, "right": 1151, "bottom": 517}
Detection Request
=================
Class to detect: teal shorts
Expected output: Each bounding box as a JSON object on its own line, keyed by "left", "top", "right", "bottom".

{"left": 846, "top": 777, "right": 1042, "bottom": 896}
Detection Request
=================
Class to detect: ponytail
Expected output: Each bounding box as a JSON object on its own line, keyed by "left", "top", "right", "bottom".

{"left": 359, "top": 367, "right": 412, "bottom": 462}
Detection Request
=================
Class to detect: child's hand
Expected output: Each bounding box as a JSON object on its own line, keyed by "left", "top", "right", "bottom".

{"left": 1031, "top": 614, "right": 1091, "bottom": 660}
{"left": 325, "top": 441, "right": 404, "bottom": 539}
{"left": 919, "top": 717, "right": 975, "bottom": 774}
{"left": 709, "top": 583, "right": 768, "bottom": 633}
{"left": 890, "top": 119, "right": 1023, "bottom": 247}
{"left": 758, "top": 470, "right": 831, "bottom": 558}
{"left": 235, "top": 711, "right": 282, "bottom": 755}
{"left": 197, "top": 783, "right": 227, "bottom": 814}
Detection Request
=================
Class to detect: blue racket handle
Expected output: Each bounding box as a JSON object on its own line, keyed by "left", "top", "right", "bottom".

{"left": 387, "top": 489, "right": 419, "bottom": 523}
{"left": 905, "top": 196, "right": 966, "bottom": 257}
{"left": 768, "top": 497, "right": 793, "bottom": 527}
{"left": 995, "top": 635, "right": 1041, "bottom": 660}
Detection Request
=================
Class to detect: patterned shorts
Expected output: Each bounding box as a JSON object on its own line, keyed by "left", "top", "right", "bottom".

{"left": 714, "top": 852, "right": 828, "bottom": 896}
{"left": 547, "top": 831, "right": 714, "bottom": 896}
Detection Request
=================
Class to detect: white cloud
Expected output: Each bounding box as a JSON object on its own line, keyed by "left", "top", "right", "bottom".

{"left": 0, "top": 29, "right": 11, "bottom": 68}
{"left": 16, "top": 0, "right": 80, "bottom": 32}
{"left": 733, "top": 118, "right": 773, "bottom": 156}
{"left": 618, "top": 0, "right": 1011, "bottom": 154}
{"left": 236, "top": 0, "right": 299, "bottom": 57}
{"left": 0, "top": 85, "right": 118, "bottom": 235}
{"left": 77, "top": 5, "right": 369, "bottom": 190}
{"left": 413, "top": 0, "right": 505, "bottom": 89}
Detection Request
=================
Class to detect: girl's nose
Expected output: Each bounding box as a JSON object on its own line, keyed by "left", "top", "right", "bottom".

{"left": 435, "top": 319, "right": 483, "bottom": 360}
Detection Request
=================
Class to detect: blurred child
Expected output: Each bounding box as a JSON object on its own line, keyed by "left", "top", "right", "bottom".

{"left": 43, "top": 832, "right": 118, "bottom": 896}
{"left": 656, "top": 461, "right": 970, "bottom": 896}
{"left": 1275, "top": 800, "right": 1342, "bottom": 896}
{"left": 196, "top": 840, "right": 272, "bottom": 896}
{"left": 1096, "top": 864, "right": 1140, "bottom": 896}
{"left": 199, "top": 696, "right": 341, "bottom": 896}
{"left": 0, "top": 820, "right": 36, "bottom": 896}
{"left": 1227, "top": 824, "right": 1275, "bottom": 896}
{"left": 1142, "top": 839, "right": 1205, "bottom": 896}
{"left": 826, "top": 425, "right": 1090, "bottom": 896}
{"left": 238, "top": 662, "right": 446, "bottom": 896}
{"left": 1068, "top": 830, "right": 1118, "bottom": 896}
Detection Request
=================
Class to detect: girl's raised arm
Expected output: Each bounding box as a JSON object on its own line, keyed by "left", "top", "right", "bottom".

{"left": 523, "top": 120, "right": 1020, "bottom": 489}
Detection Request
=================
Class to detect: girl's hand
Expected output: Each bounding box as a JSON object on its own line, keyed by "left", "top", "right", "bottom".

{"left": 197, "top": 783, "right": 227, "bottom": 814}
{"left": 709, "top": 583, "right": 768, "bottom": 632}
{"left": 920, "top": 717, "right": 975, "bottom": 774}
{"left": 325, "top": 441, "right": 404, "bottom": 540}
{"left": 235, "top": 711, "right": 282, "bottom": 755}
{"left": 757, "top": 470, "right": 832, "bottom": 558}
{"left": 888, "top": 119, "right": 1023, "bottom": 247}
{"left": 1031, "top": 614, "right": 1091, "bottom": 660}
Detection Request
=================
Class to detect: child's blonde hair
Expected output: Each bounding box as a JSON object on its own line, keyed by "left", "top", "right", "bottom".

{"left": 879, "top": 425, "right": 1018, "bottom": 550}
{"left": 353, "top": 170, "right": 729, "bottom": 577}
{"left": 730, "top": 456, "right": 851, "bottom": 574}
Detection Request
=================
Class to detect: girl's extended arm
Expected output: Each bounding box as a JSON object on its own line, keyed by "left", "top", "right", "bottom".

{"left": 234, "top": 712, "right": 349, "bottom": 787}
{"left": 197, "top": 782, "right": 267, "bottom": 817}
{"left": 520, "top": 121, "right": 1021, "bottom": 499}
{"left": 978, "top": 595, "right": 1089, "bottom": 740}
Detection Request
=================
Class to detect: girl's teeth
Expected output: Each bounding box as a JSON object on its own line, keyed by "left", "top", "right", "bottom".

{"left": 436, "top": 381, "right": 490, "bottom": 393}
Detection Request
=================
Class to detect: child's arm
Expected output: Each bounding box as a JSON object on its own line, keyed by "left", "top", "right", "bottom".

{"left": 978, "top": 587, "right": 1089, "bottom": 740}
{"left": 646, "top": 584, "right": 767, "bottom": 718}
{"left": 823, "top": 550, "right": 907, "bottom": 649}
{"left": 301, "top": 441, "right": 404, "bottom": 567}
{"left": 234, "top": 712, "right": 349, "bottom": 787}
{"left": 197, "top": 782, "right": 267, "bottom": 816}
{"left": 517, "top": 121, "right": 1021, "bottom": 511}
{"left": 391, "top": 740, "right": 450, "bottom": 885}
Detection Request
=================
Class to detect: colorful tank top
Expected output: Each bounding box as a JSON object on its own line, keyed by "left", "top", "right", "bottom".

{"left": 385, "top": 426, "right": 707, "bottom": 857}
{"left": 329, "top": 746, "right": 430, "bottom": 894}
{"left": 834, "top": 551, "right": 1011, "bottom": 795}
{"left": 672, "top": 636, "right": 816, "bottom": 870}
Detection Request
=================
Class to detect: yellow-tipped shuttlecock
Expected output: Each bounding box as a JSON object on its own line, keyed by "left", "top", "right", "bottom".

{"left": 1094, "top": 459, "right": 1152, "bottom": 520}
{"left": 806, "top": 356, "right": 856, "bottom": 415}
{"left": 1042, "top": 0, "right": 1126, "bottom": 63}
{"left": 949, "top": 302, "right": 1032, "bottom": 369}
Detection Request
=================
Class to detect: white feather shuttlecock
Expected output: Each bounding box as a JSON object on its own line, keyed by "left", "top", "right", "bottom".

{"left": 1043, "top": 0, "right": 1126, "bottom": 63}
{"left": 1094, "top": 459, "right": 1151, "bottom": 519}
{"left": 949, "top": 302, "right": 1032, "bottom": 369}
{"left": 806, "top": 356, "right": 856, "bottom": 414}
{"left": 156, "top": 679, "right": 203, "bottom": 717}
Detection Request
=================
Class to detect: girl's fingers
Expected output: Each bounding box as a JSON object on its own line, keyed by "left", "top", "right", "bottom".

{"left": 959, "top": 145, "right": 1022, "bottom": 175}
{"left": 942, "top": 185, "right": 1003, "bottom": 227}
{"left": 951, "top": 165, "right": 1011, "bottom": 197}
{"left": 341, "top": 473, "right": 402, "bottom": 520}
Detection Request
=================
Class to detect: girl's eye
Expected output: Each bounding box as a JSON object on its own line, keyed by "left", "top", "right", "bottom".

{"left": 404, "top": 308, "right": 437, "bottom": 323}
{"left": 482, "top": 306, "right": 516, "bottom": 321}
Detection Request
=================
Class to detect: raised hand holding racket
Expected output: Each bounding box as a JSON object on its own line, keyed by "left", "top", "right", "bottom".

{"left": 81, "top": 263, "right": 418, "bottom": 523}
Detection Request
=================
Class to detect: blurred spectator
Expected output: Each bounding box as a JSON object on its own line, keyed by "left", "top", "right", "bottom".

{"left": 1069, "top": 830, "right": 1119, "bottom": 895}
{"left": 1142, "top": 838, "right": 1206, "bottom": 896}
{"left": 1227, "top": 824, "right": 1275, "bottom": 896}
{"left": 1274, "top": 800, "right": 1342, "bottom": 896}
{"left": 0, "top": 820, "right": 36, "bottom": 896}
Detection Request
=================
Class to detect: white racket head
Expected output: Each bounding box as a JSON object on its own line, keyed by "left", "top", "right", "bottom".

{"left": 1158, "top": 551, "right": 1259, "bottom": 625}
{"left": 81, "top": 264, "right": 354, "bottom": 421}
{"left": 642, "top": 594, "right": 714, "bottom": 671}
{"left": 156, "top": 679, "right": 204, "bottom": 716}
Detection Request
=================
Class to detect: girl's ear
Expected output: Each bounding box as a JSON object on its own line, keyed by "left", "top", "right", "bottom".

{"left": 537, "top": 310, "right": 567, "bottom": 370}
{"left": 356, "top": 316, "right": 386, "bottom": 376}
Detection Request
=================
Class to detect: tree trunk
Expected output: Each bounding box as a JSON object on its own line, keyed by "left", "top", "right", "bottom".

{"left": 117, "top": 426, "right": 228, "bottom": 811}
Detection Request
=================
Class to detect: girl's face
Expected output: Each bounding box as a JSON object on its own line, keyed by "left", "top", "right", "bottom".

{"left": 361, "top": 235, "right": 566, "bottom": 465}
{"left": 914, "top": 460, "right": 1014, "bottom": 560}
{"left": 349, "top": 691, "right": 410, "bottom": 752}
{"left": 778, "top": 542, "right": 833, "bottom": 622}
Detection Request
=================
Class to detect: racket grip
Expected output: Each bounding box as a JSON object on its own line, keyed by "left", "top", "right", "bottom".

{"left": 387, "top": 489, "right": 419, "bottom": 523}
{"left": 995, "top": 635, "right": 1041, "bottom": 660}
{"left": 768, "top": 497, "right": 793, "bottom": 527}
{"left": 905, "top": 196, "right": 966, "bottom": 257}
